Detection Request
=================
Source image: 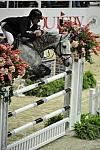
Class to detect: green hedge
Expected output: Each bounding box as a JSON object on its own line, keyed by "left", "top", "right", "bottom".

{"left": 83, "top": 71, "right": 96, "bottom": 89}
{"left": 45, "top": 113, "right": 100, "bottom": 140}
{"left": 74, "top": 113, "right": 100, "bottom": 140}
{"left": 44, "top": 114, "right": 64, "bottom": 127}
{"left": 25, "top": 70, "right": 96, "bottom": 97}
{"left": 25, "top": 78, "right": 64, "bottom": 97}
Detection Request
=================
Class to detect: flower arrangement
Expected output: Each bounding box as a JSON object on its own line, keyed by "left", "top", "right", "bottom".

{"left": 59, "top": 20, "right": 100, "bottom": 63}
{"left": 0, "top": 43, "right": 28, "bottom": 86}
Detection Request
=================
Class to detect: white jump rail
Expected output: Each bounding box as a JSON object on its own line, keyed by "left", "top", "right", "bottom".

{"left": 89, "top": 81, "right": 100, "bottom": 114}
{"left": 13, "top": 70, "right": 72, "bottom": 96}
{"left": 8, "top": 106, "right": 70, "bottom": 137}
{"left": 8, "top": 88, "right": 71, "bottom": 117}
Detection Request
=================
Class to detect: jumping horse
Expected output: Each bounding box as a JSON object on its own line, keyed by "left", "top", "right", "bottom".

{"left": 0, "top": 30, "right": 72, "bottom": 80}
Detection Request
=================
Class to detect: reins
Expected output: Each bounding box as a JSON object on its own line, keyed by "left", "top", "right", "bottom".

{"left": 54, "top": 34, "right": 71, "bottom": 58}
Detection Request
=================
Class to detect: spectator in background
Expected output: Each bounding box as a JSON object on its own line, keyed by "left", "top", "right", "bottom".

{"left": 72, "top": 1, "right": 81, "bottom": 7}
{"left": 80, "top": 1, "right": 90, "bottom": 7}
{"left": 0, "top": 1, "right": 6, "bottom": 8}
{"left": 47, "top": 1, "right": 52, "bottom": 7}
{"left": 41, "top": 1, "right": 52, "bottom": 8}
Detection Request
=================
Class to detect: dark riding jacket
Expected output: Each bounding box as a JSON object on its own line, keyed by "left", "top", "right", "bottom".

{"left": 1, "top": 16, "right": 39, "bottom": 40}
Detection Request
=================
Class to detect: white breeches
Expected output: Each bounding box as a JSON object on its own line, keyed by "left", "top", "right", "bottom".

{"left": 1, "top": 22, "right": 14, "bottom": 45}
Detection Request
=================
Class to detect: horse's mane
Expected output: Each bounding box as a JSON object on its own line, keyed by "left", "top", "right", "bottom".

{"left": 30, "top": 31, "right": 60, "bottom": 53}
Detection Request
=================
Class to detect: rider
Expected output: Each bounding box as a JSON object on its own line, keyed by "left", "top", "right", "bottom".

{"left": 0, "top": 9, "right": 43, "bottom": 49}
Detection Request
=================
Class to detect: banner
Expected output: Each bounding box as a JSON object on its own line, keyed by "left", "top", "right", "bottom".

{"left": 0, "top": 8, "right": 100, "bottom": 34}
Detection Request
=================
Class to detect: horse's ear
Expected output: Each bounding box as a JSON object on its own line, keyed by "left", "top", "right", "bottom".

{"left": 60, "top": 34, "right": 67, "bottom": 42}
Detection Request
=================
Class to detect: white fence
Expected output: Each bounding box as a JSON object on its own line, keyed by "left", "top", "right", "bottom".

{"left": 89, "top": 81, "right": 100, "bottom": 114}
{"left": 0, "top": 58, "right": 84, "bottom": 150}
{"left": 7, "top": 118, "right": 69, "bottom": 150}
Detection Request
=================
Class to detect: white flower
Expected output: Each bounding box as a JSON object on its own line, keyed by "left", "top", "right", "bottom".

{"left": 71, "top": 40, "right": 79, "bottom": 48}
{"left": 4, "top": 68, "right": 9, "bottom": 75}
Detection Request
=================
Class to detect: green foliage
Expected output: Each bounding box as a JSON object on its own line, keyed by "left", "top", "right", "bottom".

{"left": 25, "top": 70, "right": 96, "bottom": 96}
{"left": 44, "top": 114, "right": 64, "bottom": 127}
{"left": 74, "top": 114, "right": 100, "bottom": 140}
{"left": 83, "top": 71, "right": 96, "bottom": 89}
{"left": 25, "top": 78, "right": 64, "bottom": 97}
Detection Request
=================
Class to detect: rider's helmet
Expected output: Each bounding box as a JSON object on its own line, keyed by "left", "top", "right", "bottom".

{"left": 29, "top": 9, "right": 43, "bottom": 20}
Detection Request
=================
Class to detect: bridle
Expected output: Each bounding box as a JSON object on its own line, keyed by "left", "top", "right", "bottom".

{"left": 54, "top": 34, "right": 71, "bottom": 62}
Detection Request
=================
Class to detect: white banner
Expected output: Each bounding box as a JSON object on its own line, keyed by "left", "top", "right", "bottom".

{"left": 0, "top": 8, "right": 100, "bottom": 34}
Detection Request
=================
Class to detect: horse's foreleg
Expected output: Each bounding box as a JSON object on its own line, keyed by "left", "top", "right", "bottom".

{"left": 26, "top": 64, "right": 51, "bottom": 81}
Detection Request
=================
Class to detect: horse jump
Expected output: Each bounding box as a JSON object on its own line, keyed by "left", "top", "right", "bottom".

{"left": 0, "top": 58, "right": 84, "bottom": 150}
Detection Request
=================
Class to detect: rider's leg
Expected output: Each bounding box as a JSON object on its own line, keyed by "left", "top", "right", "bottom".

{"left": 1, "top": 22, "right": 15, "bottom": 46}
{"left": 2, "top": 29, "right": 14, "bottom": 45}
{"left": 1, "top": 28, "right": 18, "bottom": 49}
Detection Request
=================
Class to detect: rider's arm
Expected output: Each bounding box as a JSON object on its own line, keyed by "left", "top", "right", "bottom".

{"left": 19, "top": 19, "right": 37, "bottom": 40}
{"left": 20, "top": 29, "right": 36, "bottom": 40}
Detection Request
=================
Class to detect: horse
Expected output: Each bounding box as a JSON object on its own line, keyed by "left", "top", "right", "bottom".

{"left": 17, "top": 30, "right": 72, "bottom": 80}
{"left": 0, "top": 30, "right": 72, "bottom": 80}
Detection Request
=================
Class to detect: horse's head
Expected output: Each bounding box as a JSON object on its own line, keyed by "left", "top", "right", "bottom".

{"left": 54, "top": 34, "right": 72, "bottom": 67}
{"left": 40, "top": 31, "right": 72, "bottom": 67}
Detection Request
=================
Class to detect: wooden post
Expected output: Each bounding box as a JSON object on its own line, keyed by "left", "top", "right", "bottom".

{"left": 36, "top": 0, "right": 41, "bottom": 8}
{"left": 64, "top": 66, "right": 72, "bottom": 132}
{"left": 89, "top": 81, "right": 100, "bottom": 114}
{"left": 0, "top": 86, "right": 11, "bottom": 150}
{"left": 89, "top": 88, "right": 96, "bottom": 114}
{"left": 69, "top": 57, "right": 84, "bottom": 130}
{"left": 0, "top": 95, "right": 2, "bottom": 150}
{"left": 95, "top": 81, "right": 100, "bottom": 113}
{"left": 64, "top": 38, "right": 72, "bottom": 124}
{"left": 64, "top": 67, "right": 71, "bottom": 116}
{"left": 76, "top": 58, "right": 84, "bottom": 121}
{"left": 69, "top": 0, "right": 72, "bottom": 7}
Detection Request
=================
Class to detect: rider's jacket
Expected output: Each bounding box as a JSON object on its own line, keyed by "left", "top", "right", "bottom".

{"left": 1, "top": 16, "right": 39, "bottom": 40}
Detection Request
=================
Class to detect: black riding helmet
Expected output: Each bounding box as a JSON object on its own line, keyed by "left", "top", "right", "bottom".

{"left": 29, "top": 9, "right": 43, "bottom": 20}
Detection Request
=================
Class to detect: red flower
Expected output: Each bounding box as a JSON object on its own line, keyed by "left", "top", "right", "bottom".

{"left": 11, "top": 49, "right": 21, "bottom": 55}
{"left": 0, "top": 43, "right": 28, "bottom": 84}
{"left": 59, "top": 20, "right": 100, "bottom": 63}
{"left": 1, "top": 53, "right": 7, "bottom": 59}
{"left": 0, "top": 44, "right": 7, "bottom": 50}
{"left": 0, "top": 74, "right": 4, "bottom": 81}
{"left": 8, "top": 73, "right": 12, "bottom": 81}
